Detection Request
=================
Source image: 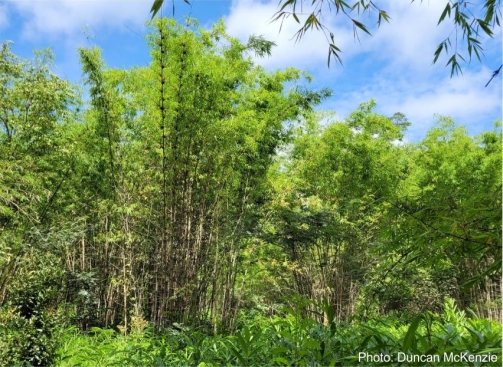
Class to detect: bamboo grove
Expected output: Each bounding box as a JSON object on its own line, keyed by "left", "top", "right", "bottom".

{"left": 72, "top": 19, "right": 329, "bottom": 330}
{"left": 0, "top": 18, "right": 501, "bottom": 362}
{"left": 0, "top": 18, "right": 330, "bottom": 332}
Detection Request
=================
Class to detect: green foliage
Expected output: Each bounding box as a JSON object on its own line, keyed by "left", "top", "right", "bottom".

{"left": 55, "top": 325, "right": 169, "bottom": 366}
{"left": 261, "top": 101, "right": 409, "bottom": 319}
{"left": 51, "top": 296, "right": 501, "bottom": 366}
{"left": 227, "top": 325, "right": 266, "bottom": 366}
{"left": 0, "top": 305, "right": 67, "bottom": 367}
{"left": 0, "top": 41, "right": 78, "bottom": 235}
{"left": 0, "top": 250, "right": 68, "bottom": 366}
{"left": 73, "top": 17, "right": 329, "bottom": 329}
{"left": 388, "top": 118, "right": 502, "bottom": 307}
{"left": 0, "top": 15, "right": 501, "bottom": 366}
{"left": 350, "top": 298, "right": 502, "bottom": 366}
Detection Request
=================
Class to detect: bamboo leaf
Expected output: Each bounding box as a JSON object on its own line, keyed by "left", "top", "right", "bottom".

{"left": 150, "top": 0, "right": 164, "bottom": 18}
{"left": 402, "top": 314, "right": 423, "bottom": 353}
{"left": 352, "top": 19, "right": 372, "bottom": 36}
{"left": 334, "top": 0, "right": 350, "bottom": 14}
{"left": 377, "top": 10, "right": 391, "bottom": 27}
{"left": 432, "top": 41, "right": 446, "bottom": 64}
{"left": 438, "top": 3, "right": 451, "bottom": 25}
{"left": 477, "top": 18, "right": 494, "bottom": 37}
{"left": 279, "top": 0, "right": 296, "bottom": 12}
{"left": 328, "top": 43, "right": 343, "bottom": 68}
{"left": 446, "top": 54, "right": 463, "bottom": 77}
{"left": 483, "top": 0, "right": 496, "bottom": 23}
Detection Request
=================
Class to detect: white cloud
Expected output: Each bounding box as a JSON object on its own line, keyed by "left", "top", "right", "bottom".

{"left": 10, "top": 0, "right": 150, "bottom": 41}
{"left": 223, "top": 0, "right": 461, "bottom": 72}
{"left": 224, "top": 0, "right": 501, "bottom": 140}
{"left": 0, "top": 4, "right": 10, "bottom": 31}
{"left": 358, "top": 1, "right": 452, "bottom": 69}
{"left": 324, "top": 65, "right": 501, "bottom": 141}
{"left": 224, "top": 0, "right": 354, "bottom": 71}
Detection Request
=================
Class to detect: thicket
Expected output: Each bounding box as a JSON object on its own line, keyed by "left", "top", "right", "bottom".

{"left": 0, "top": 18, "right": 501, "bottom": 366}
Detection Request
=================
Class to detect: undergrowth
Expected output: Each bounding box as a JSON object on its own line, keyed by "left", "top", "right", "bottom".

{"left": 22, "top": 298, "right": 501, "bottom": 366}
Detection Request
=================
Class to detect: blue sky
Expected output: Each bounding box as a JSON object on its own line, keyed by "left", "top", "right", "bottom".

{"left": 1, "top": 0, "right": 501, "bottom": 141}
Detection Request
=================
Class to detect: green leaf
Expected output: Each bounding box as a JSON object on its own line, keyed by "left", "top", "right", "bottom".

{"left": 352, "top": 19, "right": 372, "bottom": 36}
{"left": 477, "top": 18, "right": 494, "bottom": 37}
{"left": 271, "top": 357, "right": 290, "bottom": 365}
{"left": 402, "top": 314, "right": 423, "bottom": 353}
{"left": 433, "top": 42, "right": 445, "bottom": 64}
{"left": 334, "top": 0, "right": 350, "bottom": 14}
{"left": 483, "top": 0, "right": 496, "bottom": 23}
{"left": 446, "top": 54, "right": 463, "bottom": 77}
{"left": 150, "top": 0, "right": 164, "bottom": 18}
{"left": 247, "top": 35, "right": 277, "bottom": 58}
{"left": 279, "top": 0, "right": 296, "bottom": 13}
{"left": 328, "top": 43, "right": 343, "bottom": 68}
{"left": 377, "top": 10, "right": 391, "bottom": 27}
{"left": 438, "top": 3, "right": 451, "bottom": 25}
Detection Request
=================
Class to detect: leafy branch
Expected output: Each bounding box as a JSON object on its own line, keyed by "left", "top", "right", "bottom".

{"left": 271, "top": 0, "right": 389, "bottom": 67}
{"left": 150, "top": 0, "right": 500, "bottom": 76}
{"left": 429, "top": 0, "right": 501, "bottom": 76}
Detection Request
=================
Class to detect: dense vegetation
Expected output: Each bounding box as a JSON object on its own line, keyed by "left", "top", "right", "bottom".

{"left": 0, "top": 18, "right": 501, "bottom": 366}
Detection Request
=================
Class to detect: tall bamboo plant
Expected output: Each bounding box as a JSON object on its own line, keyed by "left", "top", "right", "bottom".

{"left": 73, "top": 18, "right": 328, "bottom": 331}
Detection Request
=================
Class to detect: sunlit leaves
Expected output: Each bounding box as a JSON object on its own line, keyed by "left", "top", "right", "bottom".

{"left": 246, "top": 35, "right": 277, "bottom": 58}
{"left": 0, "top": 42, "right": 77, "bottom": 229}
{"left": 71, "top": 17, "right": 330, "bottom": 329}
{"left": 377, "top": 10, "right": 391, "bottom": 27}
{"left": 396, "top": 118, "right": 502, "bottom": 291}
